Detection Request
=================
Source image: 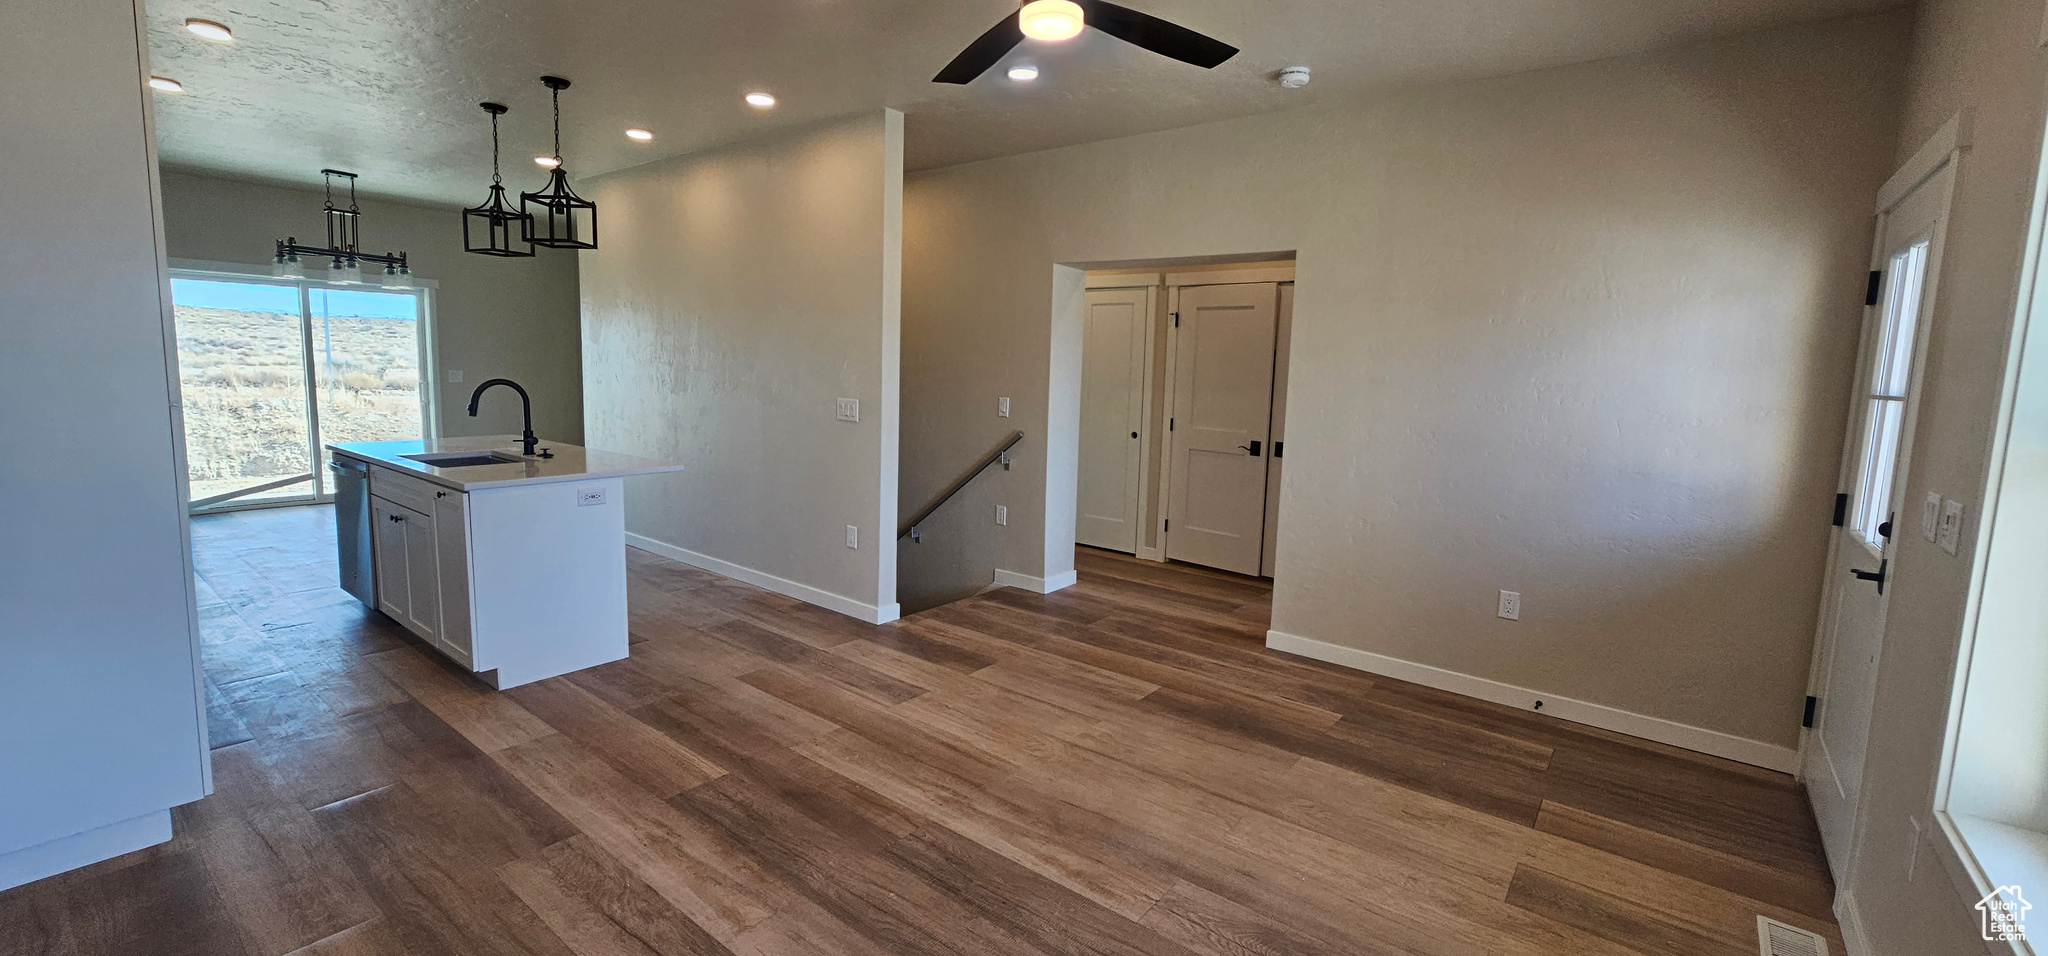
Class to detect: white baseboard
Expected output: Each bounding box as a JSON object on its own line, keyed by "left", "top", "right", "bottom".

{"left": 626, "top": 533, "right": 900, "bottom": 625}
{"left": 1835, "top": 887, "right": 1874, "bottom": 956}
{"left": 1265, "top": 630, "right": 1801, "bottom": 774}
{"left": 0, "top": 810, "right": 172, "bottom": 892}
{"left": 995, "top": 568, "right": 1079, "bottom": 594}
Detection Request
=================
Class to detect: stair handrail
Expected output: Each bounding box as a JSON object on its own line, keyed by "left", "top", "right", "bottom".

{"left": 899, "top": 430, "right": 1025, "bottom": 539}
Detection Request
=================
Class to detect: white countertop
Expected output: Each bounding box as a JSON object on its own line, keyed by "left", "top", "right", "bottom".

{"left": 327, "top": 435, "right": 684, "bottom": 491}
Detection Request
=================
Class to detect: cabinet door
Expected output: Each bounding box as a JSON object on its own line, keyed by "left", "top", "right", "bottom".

{"left": 400, "top": 502, "right": 441, "bottom": 642}
{"left": 431, "top": 489, "right": 473, "bottom": 666}
{"left": 371, "top": 497, "right": 410, "bottom": 621}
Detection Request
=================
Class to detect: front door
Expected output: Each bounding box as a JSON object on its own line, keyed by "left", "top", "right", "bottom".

{"left": 1804, "top": 158, "right": 1954, "bottom": 877}
{"left": 1165, "top": 282, "right": 1278, "bottom": 575}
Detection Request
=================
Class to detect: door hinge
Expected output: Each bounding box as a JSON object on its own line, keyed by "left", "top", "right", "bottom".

{"left": 1169, "top": 417, "right": 1175, "bottom": 431}
{"left": 1866, "top": 270, "right": 1884, "bottom": 306}
{"left": 1164, "top": 519, "right": 1169, "bottom": 531}
{"left": 1172, "top": 312, "right": 1180, "bottom": 328}
{"left": 1832, "top": 492, "right": 1848, "bottom": 527}
{"left": 1274, "top": 440, "right": 1283, "bottom": 458}
{"left": 1802, "top": 695, "right": 1818, "bottom": 728}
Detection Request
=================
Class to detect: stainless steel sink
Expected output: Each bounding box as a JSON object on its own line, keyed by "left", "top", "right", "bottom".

{"left": 401, "top": 451, "right": 524, "bottom": 468}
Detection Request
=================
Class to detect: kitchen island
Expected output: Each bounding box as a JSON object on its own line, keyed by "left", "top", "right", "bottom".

{"left": 327, "top": 435, "right": 683, "bottom": 689}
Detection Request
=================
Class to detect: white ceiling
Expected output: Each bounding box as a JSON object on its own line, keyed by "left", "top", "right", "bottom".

{"left": 144, "top": 0, "right": 1898, "bottom": 207}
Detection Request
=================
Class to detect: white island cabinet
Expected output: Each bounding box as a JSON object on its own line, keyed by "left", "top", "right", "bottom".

{"left": 328, "top": 436, "right": 683, "bottom": 689}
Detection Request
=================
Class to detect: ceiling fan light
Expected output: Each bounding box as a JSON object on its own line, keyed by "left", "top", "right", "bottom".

{"left": 1019, "top": 0, "right": 1084, "bottom": 41}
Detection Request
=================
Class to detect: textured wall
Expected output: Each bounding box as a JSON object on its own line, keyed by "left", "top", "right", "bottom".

{"left": 157, "top": 170, "right": 586, "bottom": 444}
{"left": 1840, "top": 0, "right": 2048, "bottom": 950}
{"left": 904, "top": 14, "right": 1906, "bottom": 750}
{"left": 579, "top": 111, "right": 903, "bottom": 619}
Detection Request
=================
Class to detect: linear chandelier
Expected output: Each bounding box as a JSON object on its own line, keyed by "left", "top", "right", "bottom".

{"left": 274, "top": 169, "right": 412, "bottom": 286}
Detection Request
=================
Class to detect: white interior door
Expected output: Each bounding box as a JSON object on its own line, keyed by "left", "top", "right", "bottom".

{"left": 1804, "top": 159, "right": 1954, "bottom": 877}
{"left": 1165, "top": 283, "right": 1278, "bottom": 575}
{"left": 1261, "top": 283, "right": 1294, "bottom": 578}
{"left": 1077, "top": 287, "right": 1151, "bottom": 552}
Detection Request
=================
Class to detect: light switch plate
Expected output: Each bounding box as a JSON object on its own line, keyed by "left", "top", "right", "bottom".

{"left": 576, "top": 486, "right": 607, "bottom": 507}
{"left": 1938, "top": 499, "right": 1965, "bottom": 555}
{"left": 845, "top": 525, "right": 859, "bottom": 549}
{"left": 998, "top": 397, "right": 1011, "bottom": 418}
{"left": 1921, "top": 491, "right": 1942, "bottom": 543}
{"left": 1498, "top": 590, "right": 1521, "bottom": 621}
{"left": 447, "top": 369, "right": 464, "bottom": 384}
{"left": 836, "top": 398, "right": 860, "bottom": 423}
{"left": 995, "top": 505, "right": 1008, "bottom": 526}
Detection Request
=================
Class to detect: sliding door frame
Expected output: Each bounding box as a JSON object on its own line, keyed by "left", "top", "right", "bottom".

{"left": 168, "top": 259, "right": 439, "bottom": 514}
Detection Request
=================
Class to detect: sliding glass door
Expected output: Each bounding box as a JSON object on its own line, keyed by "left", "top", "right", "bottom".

{"left": 170, "top": 273, "right": 429, "bottom": 511}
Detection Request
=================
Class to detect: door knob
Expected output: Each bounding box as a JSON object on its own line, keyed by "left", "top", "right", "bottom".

{"left": 1237, "top": 440, "right": 1262, "bottom": 457}
{"left": 1850, "top": 558, "right": 1888, "bottom": 595}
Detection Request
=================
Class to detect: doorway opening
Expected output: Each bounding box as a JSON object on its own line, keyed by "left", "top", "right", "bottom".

{"left": 1074, "top": 254, "right": 1295, "bottom": 585}
{"left": 170, "top": 271, "right": 433, "bottom": 513}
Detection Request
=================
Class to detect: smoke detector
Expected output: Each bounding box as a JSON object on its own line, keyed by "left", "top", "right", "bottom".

{"left": 1279, "top": 66, "right": 1312, "bottom": 89}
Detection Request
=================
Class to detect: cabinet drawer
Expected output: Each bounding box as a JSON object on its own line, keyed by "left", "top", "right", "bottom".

{"left": 370, "top": 464, "right": 447, "bottom": 515}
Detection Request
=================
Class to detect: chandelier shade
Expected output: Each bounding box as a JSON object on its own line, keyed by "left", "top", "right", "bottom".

{"left": 463, "top": 102, "right": 536, "bottom": 257}
{"left": 520, "top": 76, "right": 597, "bottom": 250}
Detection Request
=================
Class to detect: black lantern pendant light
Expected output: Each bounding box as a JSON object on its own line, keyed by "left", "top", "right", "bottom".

{"left": 462, "top": 103, "right": 535, "bottom": 257}
{"left": 520, "top": 76, "right": 597, "bottom": 250}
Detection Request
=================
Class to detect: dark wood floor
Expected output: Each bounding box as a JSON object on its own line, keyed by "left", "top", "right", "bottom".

{"left": 0, "top": 505, "right": 1841, "bottom": 956}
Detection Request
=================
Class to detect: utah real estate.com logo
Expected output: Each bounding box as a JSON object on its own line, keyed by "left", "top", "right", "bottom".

{"left": 1978, "top": 885, "right": 2031, "bottom": 943}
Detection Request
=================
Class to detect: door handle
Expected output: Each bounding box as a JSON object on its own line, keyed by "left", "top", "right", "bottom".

{"left": 1237, "top": 440, "right": 1262, "bottom": 457}
{"left": 1850, "top": 558, "right": 1887, "bottom": 595}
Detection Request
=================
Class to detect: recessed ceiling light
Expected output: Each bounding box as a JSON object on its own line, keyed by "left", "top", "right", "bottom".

{"left": 148, "top": 76, "right": 184, "bottom": 93}
{"left": 184, "top": 19, "right": 233, "bottom": 42}
{"left": 534, "top": 155, "right": 561, "bottom": 168}
{"left": 624, "top": 127, "right": 654, "bottom": 142}
{"left": 1007, "top": 65, "right": 1040, "bottom": 82}
{"left": 745, "top": 92, "right": 776, "bottom": 109}
{"left": 1019, "top": 0, "right": 1084, "bottom": 41}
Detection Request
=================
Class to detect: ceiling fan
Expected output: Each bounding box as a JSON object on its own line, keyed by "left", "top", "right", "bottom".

{"left": 934, "top": 0, "right": 1239, "bottom": 84}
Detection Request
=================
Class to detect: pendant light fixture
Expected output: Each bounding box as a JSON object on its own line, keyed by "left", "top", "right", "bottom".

{"left": 462, "top": 103, "right": 535, "bottom": 257}
{"left": 520, "top": 76, "right": 597, "bottom": 250}
{"left": 274, "top": 169, "right": 411, "bottom": 286}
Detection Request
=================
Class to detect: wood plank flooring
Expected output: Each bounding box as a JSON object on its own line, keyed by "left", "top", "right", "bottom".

{"left": 0, "top": 505, "right": 1842, "bottom": 955}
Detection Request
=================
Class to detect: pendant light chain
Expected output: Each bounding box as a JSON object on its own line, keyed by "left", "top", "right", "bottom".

{"left": 551, "top": 85, "right": 563, "bottom": 163}
{"left": 491, "top": 109, "right": 503, "bottom": 185}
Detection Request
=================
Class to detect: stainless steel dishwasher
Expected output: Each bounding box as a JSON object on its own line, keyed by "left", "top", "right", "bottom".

{"left": 329, "top": 454, "right": 375, "bottom": 606}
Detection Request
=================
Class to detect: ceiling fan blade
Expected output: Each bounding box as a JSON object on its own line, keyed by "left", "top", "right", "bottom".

{"left": 1075, "top": 0, "right": 1238, "bottom": 69}
{"left": 934, "top": 11, "right": 1027, "bottom": 84}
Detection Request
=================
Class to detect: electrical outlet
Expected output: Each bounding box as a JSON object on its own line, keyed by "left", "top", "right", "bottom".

{"left": 998, "top": 397, "right": 1011, "bottom": 418}
{"left": 845, "top": 525, "right": 859, "bottom": 549}
{"left": 1921, "top": 491, "right": 1942, "bottom": 542}
{"left": 836, "top": 398, "right": 860, "bottom": 423}
{"left": 447, "top": 369, "right": 464, "bottom": 384}
{"left": 1498, "top": 590, "right": 1521, "bottom": 621}
{"left": 995, "top": 505, "right": 1007, "bottom": 526}
{"left": 1938, "top": 499, "right": 1965, "bottom": 555}
{"left": 576, "top": 486, "right": 607, "bottom": 507}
